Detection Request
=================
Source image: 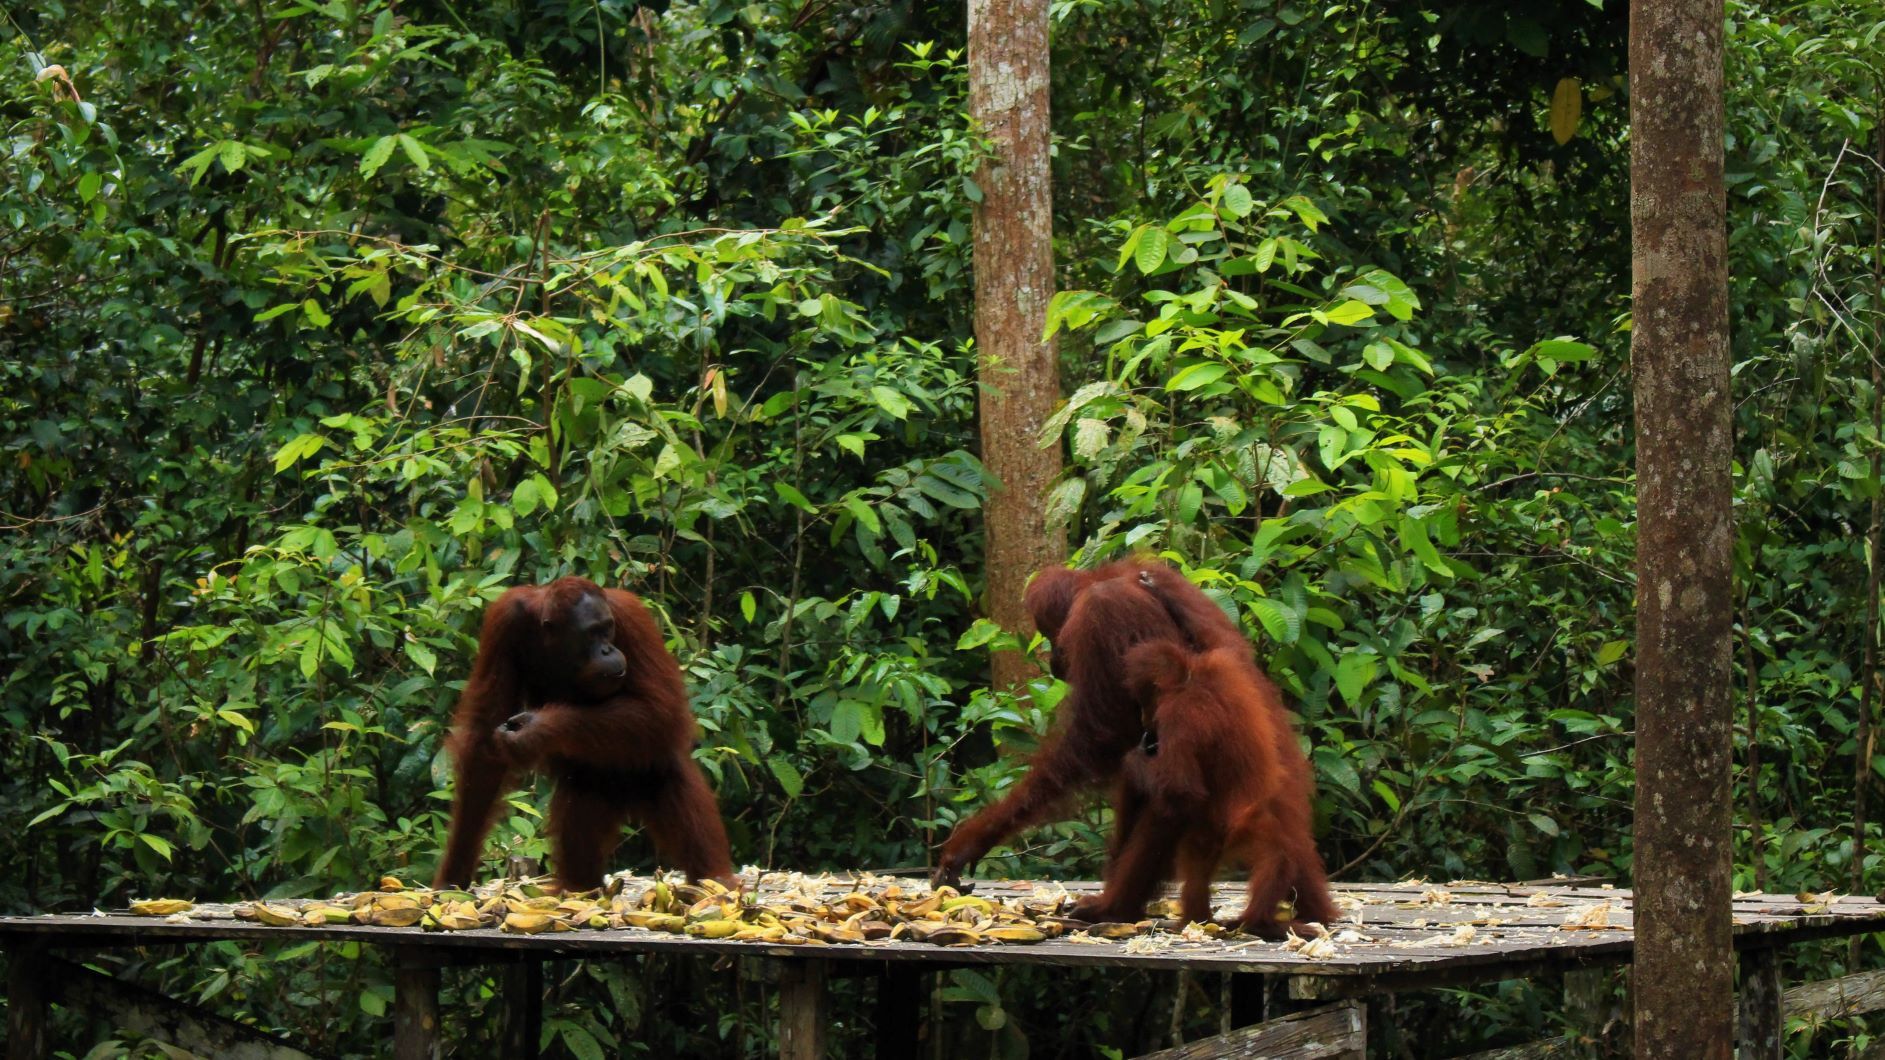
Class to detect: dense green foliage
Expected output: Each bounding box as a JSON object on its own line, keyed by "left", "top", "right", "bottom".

{"left": 3, "top": 0, "right": 1882, "bottom": 1055}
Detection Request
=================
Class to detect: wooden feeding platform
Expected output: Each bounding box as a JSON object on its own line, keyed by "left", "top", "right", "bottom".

{"left": 3, "top": 875, "right": 1883, "bottom": 1059}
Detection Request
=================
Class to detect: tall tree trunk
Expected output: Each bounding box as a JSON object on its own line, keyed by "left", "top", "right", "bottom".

{"left": 1629, "top": 1, "right": 1734, "bottom": 1057}
{"left": 970, "top": 0, "right": 1065, "bottom": 691}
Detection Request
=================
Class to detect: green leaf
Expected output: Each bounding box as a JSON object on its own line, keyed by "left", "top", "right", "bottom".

{"left": 1221, "top": 182, "right": 1254, "bottom": 219}
{"left": 360, "top": 135, "right": 396, "bottom": 178}
{"left": 559, "top": 1026, "right": 605, "bottom": 1060}
{"left": 512, "top": 477, "right": 541, "bottom": 517}
{"left": 740, "top": 591, "right": 757, "bottom": 623}
{"left": 870, "top": 385, "right": 912, "bottom": 420}
{"left": 1335, "top": 652, "right": 1378, "bottom": 707}
{"left": 1252, "top": 237, "right": 1277, "bottom": 273}
{"left": 139, "top": 833, "right": 175, "bottom": 860}
{"left": 956, "top": 618, "right": 1004, "bottom": 650}
{"left": 1279, "top": 195, "right": 1329, "bottom": 232}
{"left": 1595, "top": 639, "right": 1629, "bottom": 666}
{"left": 1135, "top": 227, "right": 1170, "bottom": 274}
{"left": 1527, "top": 338, "right": 1598, "bottom": 362}
{"left": 767, "top": 755, "right": 804, "bottom": 799}
{"left": 1323, "top": 300, "right": 1374, "bottom": 326}
{"left": 77, "top": 171, "right": 102, "bottom": 203}
{"left": 1528, "top": 813, "right": 1561, "bottom": 838}
{"left": 404, "top": 639, "right": 437, "bottom": 675}
{"left": 396, "top": 133, "right": 430, "bottom": 172}
{"left": 1043, "top": 477, "right": 1087, "bottom": 529}
{"left": 844, "top": 495, "right": 881, "bottom": 534}
{"left": 1043, "top": 290, "right": 1115, "bottom": 338}
{"left": 1248, "top": 597, "right": 1300, "bottom": 644}
{"left": 774, "top": 482, "right": 817, "bottom": 513}
{"left": 1167, "top": 361, "right": 1229, "bottom": 391}
{"left": 1398, "top": 514, "right": 1453, "bottom": 577}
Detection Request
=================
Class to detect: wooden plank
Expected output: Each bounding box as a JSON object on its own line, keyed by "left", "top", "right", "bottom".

{"left": 1782, "top": 968, "right": 1885, "bottom": 1020}
{"left": 38, "top": 955, "right": 315, "bottom": 1059}
{"left": 1447, "top": 1036, "right": 1575, "bottom": 1060}
{"left": 1131, "top": 999, "right": 1364, "bottom": 1060}
{"left": 0, "top": 880, "right": 1877, "bottom": 986}
{"left": 0, "top": 913, "right": 1652, "bottom": 979}
{"left": 778, "top": 960, "right": 827, "bottom": 1060}
{"left": 1226, "top": 973, "right": 1265, "bottom": 1028}
{"left": 500, "top": 960, "right": 543, "bottom": 1059}
{"left": 392, "top": 948, "right": 441, "bottom": 1060}
{"left": 1564, "top": 963, "right": 1630, "bottom": 1057}
{"left": 1737, "top": 946, "right": 1783, "bottom": 1060}
{"left": 873, "top": 964, "right": 921, "bottom": 1059}
{"left": 5, "top": 945, "right": 49, "bottom": 1060}
{"left": 1289, "top": 951, "right": 1631, "bottom": 1001}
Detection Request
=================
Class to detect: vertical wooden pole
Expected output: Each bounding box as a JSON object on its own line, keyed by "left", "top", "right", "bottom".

{"left": 500, "top": 960, "right": 542, "bottom": 1060}
{"left": 874, "top": 965, "right": 921, "bottom": 1059}
{"left": 1736, "top": 947, "right": 1782, "bottom": 1060}
{"left": 5, "top": 945, "right": 49, "bottom": 1060}
{"left": 778, "top": 960, "right": 827, "bottom": 1060}
{"left": 392, "top": 949, "right": 441, "bottom": 1060}
{"left": 1225, "top": 973, "right": 1265, "bottom": 1029}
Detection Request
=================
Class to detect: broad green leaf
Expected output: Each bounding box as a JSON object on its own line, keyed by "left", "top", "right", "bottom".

{"left": 1167, "top": 361, "right": 1229, "bottom": 391}
{"left": 1335, "top": 652, "right": 1378, "bottom": 707}
{"left": 1248, "top": 597, "right": 1300, "bottom": 644}
{"left": 360, "top": 135, "right": 396, "bottom": 177}
{"left": 396, "top": 133, "right": 430, "bottom": 172}
{"left": 1527, "top": 338, "right": 1598, "bottom": 362}
{"left": 870, "top": 385, "right": 912, "bottom": 420}
{"left": 1221, "top": 183, "right": 1254, "bottom": 218}
{"left": 1323, "top": 300, "right": 1374, "bottom": 326}
{"left": 774, "top": 482, "right": 816, "bottom": 513}
{"left": 956, "top": 618, "right": 1004, "bottom": 650}
{"left": 1135, "top": 227, "right": 1170, "bottom": 274}
{"left": 1043, "top": 477, "right": 1086, "bottom": 528}
{"left": 844, "top": 495, "right": 881, "bottom": 534}
{"left": 404, "top": 639, "right": 437, "bottom": 675}
{"left": 767, "top": 755, "right": 804, "bottom": 799}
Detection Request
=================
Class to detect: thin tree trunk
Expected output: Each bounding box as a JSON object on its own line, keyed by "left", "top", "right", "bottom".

{"left": 1629, "top": 1, "right": 1734, "bottom": 1057}
{"left": 1851, "top": 101, "right": 1885, "bottom": 967}
{"left": 970, "top": 0, "right": 1066, "bottom": 692}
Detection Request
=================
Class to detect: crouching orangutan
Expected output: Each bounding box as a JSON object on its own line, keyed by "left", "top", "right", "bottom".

{"left": 433, "top": 576, "right": 734, "bottom": 892}
{"left": 1086, "top": 640, "right": 1337, "bottom": 937}
{"left": 933, "top": 558, "right": 1334, "bottom": 935}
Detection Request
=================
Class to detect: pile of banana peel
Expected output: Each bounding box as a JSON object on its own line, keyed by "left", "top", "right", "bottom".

{"left": 125, "top": 875, "right": 1245, "bottom": 948}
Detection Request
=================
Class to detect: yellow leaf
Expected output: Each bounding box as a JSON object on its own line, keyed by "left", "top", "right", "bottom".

{"left": 1549, "top": 78, "right": 1582, "bottom": 145}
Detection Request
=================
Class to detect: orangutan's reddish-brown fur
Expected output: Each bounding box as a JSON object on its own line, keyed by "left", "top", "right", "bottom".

{"left": 433, "top": 576, "right": 733, "bottom": 892}
{"left": 933, "top": 559, "right": 1253, "bottom": 885}
{"left": 1067, "top": 640, "right": 1337, "bottom": 938}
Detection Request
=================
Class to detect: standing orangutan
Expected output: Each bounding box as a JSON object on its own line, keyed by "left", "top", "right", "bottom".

{"left": 433, "top": 576, "right": 733, "bottom": 892}
{"left": 1073, "top": 640, "right": 1337, "bottom": 937}
{"left": 933, "top": 559, "right": 1252, "bottom": 887}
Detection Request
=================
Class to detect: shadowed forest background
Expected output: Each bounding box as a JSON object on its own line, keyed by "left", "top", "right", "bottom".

{"left": 3, "top": 0, "right": 1884, "bottom": 1055}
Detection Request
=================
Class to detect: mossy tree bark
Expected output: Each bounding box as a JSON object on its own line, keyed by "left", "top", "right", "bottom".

{"left": 970, "top": 0, "right": 1066, "bottom": 691}
{"left": 1629, "top": 1, "right": 1734, "bottom": 1057}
